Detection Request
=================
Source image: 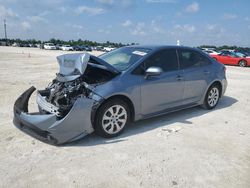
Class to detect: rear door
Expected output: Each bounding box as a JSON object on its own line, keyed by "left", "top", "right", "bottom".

{"left": 178, "top": 49, "right": 211, "bottom": 104}
{"left": 140, "top": 49, "right": 185, "bottom": 115}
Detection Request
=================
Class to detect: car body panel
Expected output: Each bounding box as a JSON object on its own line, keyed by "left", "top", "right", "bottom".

{"left": 182, "top": 66, "right": 209, "bottom": 105}
{"left": 140, "top": 70, "right": 185, "bottom": 115}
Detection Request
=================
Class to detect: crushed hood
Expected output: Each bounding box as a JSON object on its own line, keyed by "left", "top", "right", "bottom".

{"left": 57, "top": 53, "right": 90, "bottom": 76}
{"left": 56, "top": 53, "right": 119, "bottom": 82}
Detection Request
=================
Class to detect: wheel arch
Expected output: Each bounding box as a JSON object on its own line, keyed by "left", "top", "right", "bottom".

{"left": 207, "top": 80, "right": 223, "bottom": 97}
{"left": 93, "top": 94, "right": 135, "bottom": 123}
{"left": 238, "top": 59, "right": 247, "bottom": 66}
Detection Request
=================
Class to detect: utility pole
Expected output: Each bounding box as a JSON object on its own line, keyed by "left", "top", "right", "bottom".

{"left": 4, "top": 19, "right": 7, "bottom": 45}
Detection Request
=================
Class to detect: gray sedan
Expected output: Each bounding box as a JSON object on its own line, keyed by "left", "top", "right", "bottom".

{"left": 13, "top": 45, "right": 227, "bottom": 145}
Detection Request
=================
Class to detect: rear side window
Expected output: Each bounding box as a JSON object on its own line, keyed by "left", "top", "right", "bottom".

{"left": 178, "top": 49, "right": 211, "bottom": 69}
{"left": 145, "top": 49, "right": 178, "bottom": 72}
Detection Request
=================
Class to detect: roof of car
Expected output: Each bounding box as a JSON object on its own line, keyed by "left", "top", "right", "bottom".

{"left": 126, "top": 45, "right": 196, "bottom": 51}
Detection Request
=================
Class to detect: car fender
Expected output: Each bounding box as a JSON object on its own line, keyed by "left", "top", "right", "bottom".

{"left": 93, "top": 75, "right": 142, "bottom": 121}
{"left": 199, "top": 79, "right": 227, "bottom": 105}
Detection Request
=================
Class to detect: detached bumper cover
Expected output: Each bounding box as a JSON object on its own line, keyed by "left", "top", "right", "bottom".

{"left": 13, "top": 86, "right": 96, "bottom": 145}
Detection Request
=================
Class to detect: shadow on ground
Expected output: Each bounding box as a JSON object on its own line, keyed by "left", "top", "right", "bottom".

{"left": 64, "top": 96, "right": 237, "bottom": 147}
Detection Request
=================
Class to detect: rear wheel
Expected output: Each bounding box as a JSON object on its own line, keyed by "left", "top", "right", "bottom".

{"left": 202, "top": 84, "right": 220, "bottom": 110}
{"left": 94, "top": 99, "right": 130, "bottom": 138}
{"left": 238, "top": 60, "right": 247, "bottom": 67}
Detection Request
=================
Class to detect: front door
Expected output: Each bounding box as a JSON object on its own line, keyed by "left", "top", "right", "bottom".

{"left": 140, "top": 49, "right": 184, "bottom": 116}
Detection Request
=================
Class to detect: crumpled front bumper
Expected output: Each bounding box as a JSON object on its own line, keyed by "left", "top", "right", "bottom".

{"left": 13, "top": 86, "right": 97, "bottom": 145}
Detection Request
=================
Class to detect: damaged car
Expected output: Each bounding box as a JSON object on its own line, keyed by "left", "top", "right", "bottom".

{"left": 13, "top": 45, "right": 227, "bottom": 145}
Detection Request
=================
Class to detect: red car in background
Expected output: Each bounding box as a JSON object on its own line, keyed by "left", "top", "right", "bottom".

{"left": 210, "top": 51, "right": 250, "bottom": 67}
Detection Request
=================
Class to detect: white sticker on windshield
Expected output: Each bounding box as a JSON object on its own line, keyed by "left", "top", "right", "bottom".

{"left": 132, "top": 51, "right": 147, "bottom": 56}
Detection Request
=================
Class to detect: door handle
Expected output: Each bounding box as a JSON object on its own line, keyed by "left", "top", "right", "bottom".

{"left": 176, "top": 75, "right": 183, "bottom": 81}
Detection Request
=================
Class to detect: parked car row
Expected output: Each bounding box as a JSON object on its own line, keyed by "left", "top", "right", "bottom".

{"left": 43, "top": 43, "right": 83, "bottom": 51}
{"left": 10, "top": 42, "right": 117, "bottom": 52}
{"left": 42, "top": 43, "right": 116, "bottom": 52}
{"left": 12, "top": 42, "right": 40, "bottom": 48}
{"left": 202, "top": 48, "right": 250, "bottom": 67}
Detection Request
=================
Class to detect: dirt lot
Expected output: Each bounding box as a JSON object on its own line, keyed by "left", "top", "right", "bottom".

{"left": 0, "top": 46, "right": 249, "bottom": 188}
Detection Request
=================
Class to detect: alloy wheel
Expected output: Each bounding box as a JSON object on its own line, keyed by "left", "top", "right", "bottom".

{"left": 207, "top": 87, "right": 219, "bottom": 107}
{"left": 102, "top": 105, "right": 127, "bottom": 134}
{"left": 239, "top": 60, "right": 247, "bottom": 67}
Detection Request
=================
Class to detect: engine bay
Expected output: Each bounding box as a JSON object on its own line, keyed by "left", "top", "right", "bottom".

{"left": 38, "top": 58, "right": 117, "bottom": 117}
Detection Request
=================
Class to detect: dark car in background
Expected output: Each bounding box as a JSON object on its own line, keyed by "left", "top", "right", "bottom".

{"left": 73, "top": 46, "right": 92, "bottom": 51}
{"left": 73, "top": 45, "right": 83, "bottom": 51}
{"left": 83, "top": 46, "right": 92, "bottom": 51}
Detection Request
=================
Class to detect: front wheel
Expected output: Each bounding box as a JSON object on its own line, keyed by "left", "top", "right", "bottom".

{"left": 94, "top": 99, "right": 131, "bottom": 138}
{"left": 238, "top": 60, "right": 247, "bottom": 67}
{"left": 202, "top": 85, "right": 220, "bottom": 110}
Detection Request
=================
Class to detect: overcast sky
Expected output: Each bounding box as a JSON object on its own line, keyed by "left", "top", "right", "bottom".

{"left": 0, "top": 0, "right": 249, "bottom": 46}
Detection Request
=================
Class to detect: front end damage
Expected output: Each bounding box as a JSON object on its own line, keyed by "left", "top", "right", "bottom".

{"left": 13, "top": 53, "right": 117, "bottom": 145}
{"left": 13, "top": 86, "right": 102, "bottom": 145}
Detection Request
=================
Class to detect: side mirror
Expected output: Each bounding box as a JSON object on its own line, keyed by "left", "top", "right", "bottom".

{"left": 145, "top": 66, "right": 163, "bottom": 79}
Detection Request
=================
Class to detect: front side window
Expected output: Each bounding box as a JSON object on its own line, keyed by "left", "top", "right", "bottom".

{"left": 144, "top": 49, "right": 179, "bottom": 72}
{"left": 179, "top": 49, "right": 210, "bottom": 69}
{"left": 229, "top": 52, "right": 241, "bottom": 58}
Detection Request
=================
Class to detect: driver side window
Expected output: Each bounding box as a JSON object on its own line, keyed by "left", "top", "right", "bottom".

{"left": 144, "top": 49, "right": 179, "bottom": 72}
{"left": 132, "top": 49, "right": 179, "bottom": 75}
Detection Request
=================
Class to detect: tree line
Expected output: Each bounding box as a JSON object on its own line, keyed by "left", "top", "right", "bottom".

{"left": 0, "top": 38, "right": 137, "bottom": 47}
{"left": 0, "top": 38, "right": 249, "bottom": 51}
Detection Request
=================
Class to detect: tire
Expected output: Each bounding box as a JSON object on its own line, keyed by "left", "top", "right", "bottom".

{"left": 238, "top": 60, "right": 247, "bottom": 67}
{"left": 202, "top": 84, "right": 221, "bottom": 110}
{"left": 94, "top": 99, "right": 131, "bottom": 138}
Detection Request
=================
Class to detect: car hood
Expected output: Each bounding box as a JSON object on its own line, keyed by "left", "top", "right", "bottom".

{"left": 56, "top": 53, "right": 119, "bottom": 81}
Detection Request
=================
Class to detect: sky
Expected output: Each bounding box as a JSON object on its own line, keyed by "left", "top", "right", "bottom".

{"left": 0, "top": 0, "right": 250, "bottom": 47}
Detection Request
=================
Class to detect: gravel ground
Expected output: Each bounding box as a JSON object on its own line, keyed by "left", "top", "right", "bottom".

{"left": 0, "top": 46, "right": 249, "bottom": 188}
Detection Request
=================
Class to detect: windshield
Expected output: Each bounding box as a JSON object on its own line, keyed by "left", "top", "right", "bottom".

{"left": 230, "top": 52, "right": 242, "bottom": 58}
{"left": 235, "top": 52, "right": 246, "bottom": 57}
{"left": 99, "top": 47, "right": 151, "bottom": 71}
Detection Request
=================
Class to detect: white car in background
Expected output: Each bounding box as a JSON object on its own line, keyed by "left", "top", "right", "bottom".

{"left": 203, "top": 49, "right": 220, "bottom": 55}
{"left": 44, "top": 43, "right": 56, "bottom": 50}
{"left": 61, "top": 45, "right": 74, "bottom": 51}
{"left": 103, "top": 46, "right": 116, "bottom": 52}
